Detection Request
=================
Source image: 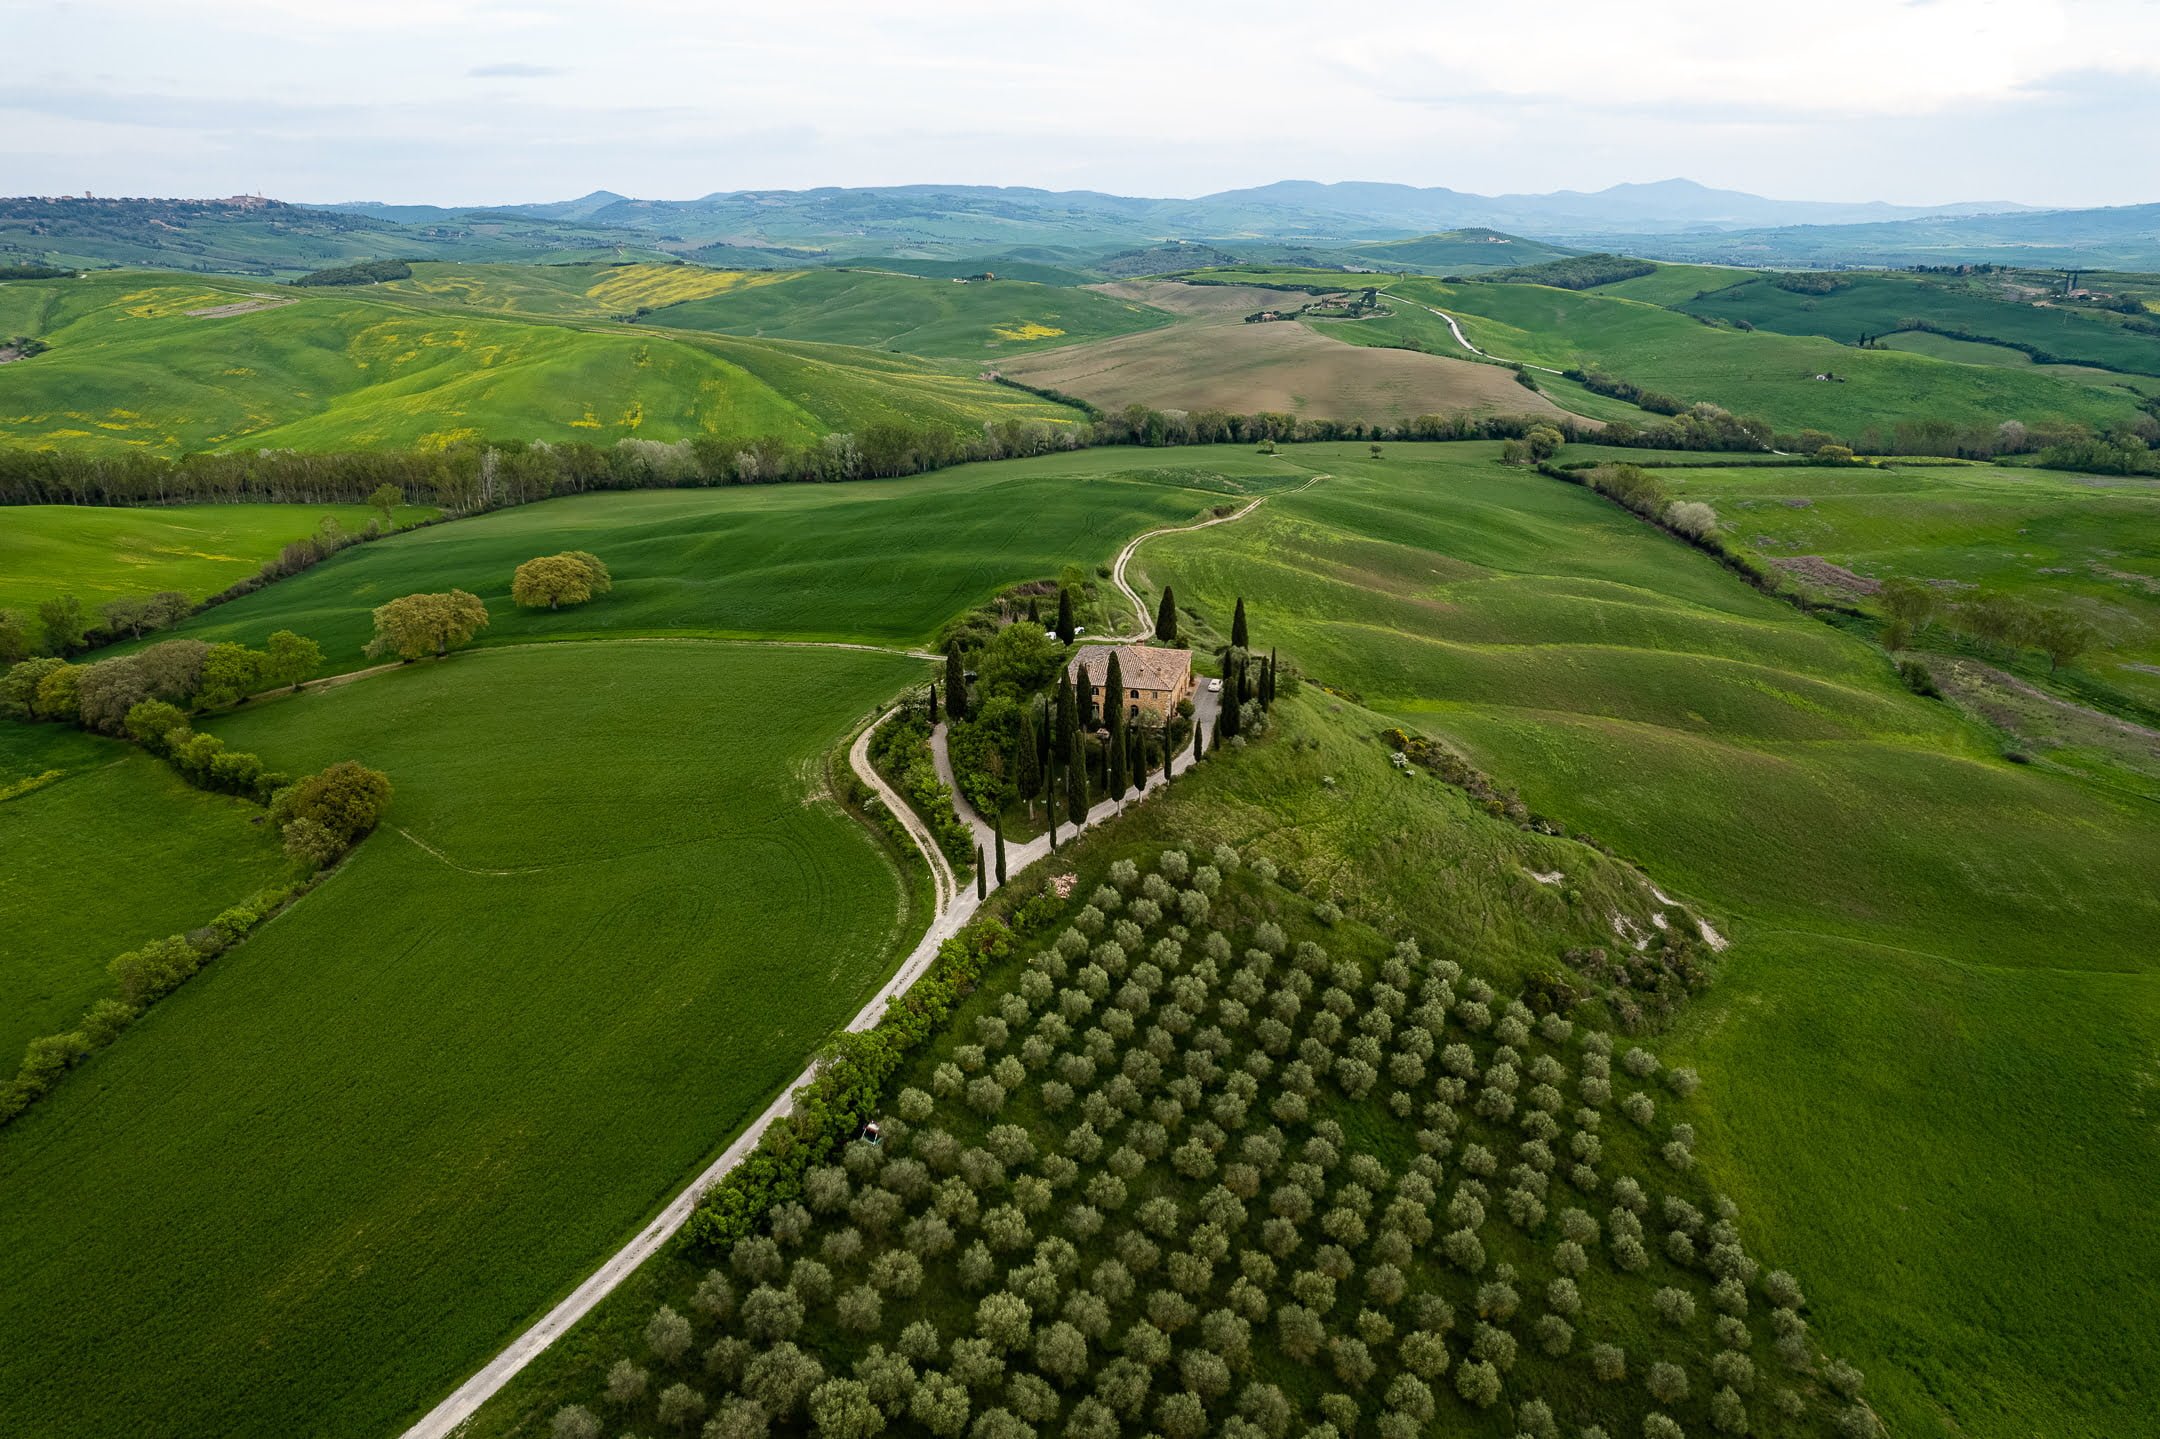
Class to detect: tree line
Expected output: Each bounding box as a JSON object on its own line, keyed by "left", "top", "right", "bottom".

{"left": 0, "top": 400, "right": 1771, "bottom": 519}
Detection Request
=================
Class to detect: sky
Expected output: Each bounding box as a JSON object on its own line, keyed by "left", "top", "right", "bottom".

{"left": 8, "top": 0, "right": 2160, "bottom": 208}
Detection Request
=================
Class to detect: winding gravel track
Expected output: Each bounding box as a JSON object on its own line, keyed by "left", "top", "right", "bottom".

{"left": 1380, "top": 292, "right": 1565, "bottom": 374}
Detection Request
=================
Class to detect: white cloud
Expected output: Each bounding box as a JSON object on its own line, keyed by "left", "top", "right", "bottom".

{"left": 10, "top": 0, "right": 2160, "bottom": 204}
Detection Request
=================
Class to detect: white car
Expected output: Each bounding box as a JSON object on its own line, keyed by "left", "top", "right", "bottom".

{"left": 1208, "top": 677, "right": 1224, "bottom": 693}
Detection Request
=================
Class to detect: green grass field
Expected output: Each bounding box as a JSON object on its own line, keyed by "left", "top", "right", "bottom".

{"left": 144, "top": 451, "right": 1311, "bottom": 672}
{"left": 1368, "top": 276, "right": 2148, "bottom": 440}
{"left": 1657, "top": 461, "right": 2160, "bottom": 713}
{"left": 1111, "top": 442, "right": 2160, "bottom": 1438}
{"left": 0, "top": 500, "right": 434, "bottom": 621}
{"left": 1586, "top": 262, "right": 1757, "bottom": 308}
{"left": 632, "top": 268, "right": 1172, "bottom": 358}
{"left": 0, "top": 722, "right": 294, "bottom": 1057}
{"left": 0, "top": 270, "right": 1079, "bottom": 455}
{"left": 1683, "top": 272, "right": 2160, "bottom": 376}
{"left": 0, "top": 642, "right": 929, "bottom": 1439}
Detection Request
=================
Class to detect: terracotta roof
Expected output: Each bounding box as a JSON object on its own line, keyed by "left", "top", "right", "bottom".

{"left": 1069, "top": 643, "right": 1192, "bottom": 693}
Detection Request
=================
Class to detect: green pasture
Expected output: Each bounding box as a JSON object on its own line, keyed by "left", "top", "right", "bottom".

{"left": 1371, "top": 276, "right": 2148, "bottom": 439}
{"left": 145, "top": 450, "right": 1313, "bottom": 671}
{"left": 0, "top": 722, "right": 292, "bottom": 1057}
{"left": 0, "top": 642, "right": 927, "bottom": 1439}
{"left": 1683, "top": 272, "right": 2160, "bottom": 376}
{"left": 0, "top": 500, "right": 434, "bottom": 622}
{"left": 1659, "top": 461, "right": 2160, "bottom": 711}
{"left": 1586, "top": 262, "right": 1755, "bottom": 307}
{"left": 0, "top": 270, "right": 1078, "bottom": 455}
{"left": 1116, "top": 441, "right": 2160, "bottom": 1437}
{"left": 638, "top": 268, "right": 1172, "bottom": 358}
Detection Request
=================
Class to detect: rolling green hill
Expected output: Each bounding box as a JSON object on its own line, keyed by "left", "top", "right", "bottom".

{"left": 1658, "top": 460, "right": 2160, "bottom": 721}
{"left": 0, "top": 196, "right": 675, "bottom": 277}
{"left": 632, "top": 267, "right": 1172, "bottom": 358}
{"left": 1682, "top": 272, "right": 2160, "bottom": 376}
{"left": 0, "top": 270, "right": 1080, "bottom": 455}
{"left": 137, "top": 451, "right": 1302, "bottom": 671}
{"left": 0, "top": 501, "right": 434, "bottom": 634}
{"left": 1371, "top": 275, "right": 2151, "bottom": 439}
{"left": 1124, "top": 442, "right": 2160, "bottom": 1438}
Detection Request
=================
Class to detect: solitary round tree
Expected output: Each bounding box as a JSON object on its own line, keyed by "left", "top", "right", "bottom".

{"left": 511, "top": 551, "right": 613, "bottom": 611}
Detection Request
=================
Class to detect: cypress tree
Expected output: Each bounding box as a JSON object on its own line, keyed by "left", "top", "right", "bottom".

{"left": 1027, "top": 596, "right": 1041, "bottom": 625}
{"left": 994, "top": 821, "right": 1007, "bottom": 884}
{"left": 927, "top": 681, "right": 939, "bottom": 723}
{"left": 1155, "top": 586, "right": 1178, "bottom": 644}
{"left": 1016, "top": 705, "right": 1042, "bottom": 815}
{"left": 1265, "top": 647, "right": 1278, "bottom": 708}
{"left": 1077, "top": 663, "right": 1097, "bottom": 731}
{"left": 1055, "top": 588, "right": 1075, "bottom": 645}
{"left": 976, "top": 846, "right": 986, "bottom": 900}
{"left": 1220, "top": 668, "right": 1241, "bottom": 740}
{"left": 1046, "top": 752, "right": 1060, "bottom": 848}
{"left": 1162, "top": 728, "right": 1175, "bottom": 786}
{"left": 1231, "top": 596, "right": 1249, "bottom": 649}
{"left": 944, "top": 644, "right": 969, "bottom": 722}
{"left": 1066, "top": 730, "right": 1088, "bottom": 824}
{"left": 1108, "top": 717, "right": 1129, "bottom": 799}
{"left": 1053, "top": 672, "right": 1075, "bottom": 754}
{"left": 1128, "top": 727, "right": 1144, "bottom": 795}
{"left": 1104, "top": 652, "right": 1127, "bottom": 794}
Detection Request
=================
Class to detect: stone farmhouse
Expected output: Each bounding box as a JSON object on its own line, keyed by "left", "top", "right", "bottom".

{"left": 1068, "top": 643, "right": 1194, "bottom": 724}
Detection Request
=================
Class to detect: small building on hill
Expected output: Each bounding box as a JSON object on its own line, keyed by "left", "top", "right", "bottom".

{"left": 1069, "top": 643, "right": 1193, "bottom": 724}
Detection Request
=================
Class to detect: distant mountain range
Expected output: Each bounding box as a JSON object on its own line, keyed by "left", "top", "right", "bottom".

{"left": 328, "top": 177, "right": 2039, "bottom": 246}
{"left": 4, "top": 180, "right": 2156, "bottom": 276}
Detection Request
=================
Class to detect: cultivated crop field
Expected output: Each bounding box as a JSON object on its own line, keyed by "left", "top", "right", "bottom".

{"left": 145, "top": 451, "right": 1313, "bottom": 672}
{"left": 0, "top": 271, "right": 1079, "bottom": 454}
{"left": 0, "top": 642, "right": 929, "bottom": 1439}
{"left": 0, "top": 722, "right": 293, "bottom": 1057}
{"left": 0, "top": 499, "right": 434, "bottom": 620}
{"left": 1113, "top": 442, "right": 2160, "bottom": 1437}
{"left": 1000, "top": 291, "right": 1572, "bottom": 426}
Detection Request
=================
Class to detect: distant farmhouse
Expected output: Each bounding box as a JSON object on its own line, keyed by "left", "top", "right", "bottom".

{"left": 1068, "top": 643, "right": 1193, "bottom": 723}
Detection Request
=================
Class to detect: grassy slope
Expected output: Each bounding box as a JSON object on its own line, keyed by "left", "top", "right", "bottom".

{"left": 0, "top": 643, "right": 926, "bottom": 1439}
{"left": 377, "top": 261, "right": 793, "bottom": 321}
{"left": 639, "top": 268, "right": 1173, "bottom": 358}
{"left": 0, "top": 723, "right": 293, "bottom": 1056}
{"left": 463, "top": 688, "right": 1714, "bottom": 1439}
{"left": 0, "top": 271, "right": 1077, "bottom": 455}
{"left": 1121, "top": 442, "right": 2160, "bottom": 1438}
{"left": 1659, "top": 462, "right": 2160, "bottom": 712}
{"left": 145, "top": 452, "right": 1308, "bottom": 672}
{"left": 1377, "top": 276, "right": 2146, "bottom": 438}
{"left": 1587, "top": 263, "right": 1757, "bottom": 308}
{"left": 1683, "top": 273, "right": 2160, "bottom": 376}
{"left": 0, "top": 501, "right": 434, "bottom": 618}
